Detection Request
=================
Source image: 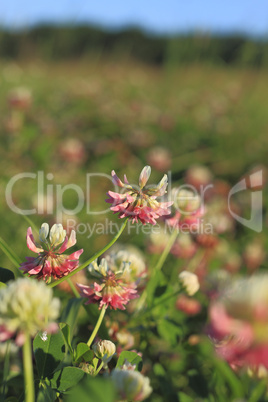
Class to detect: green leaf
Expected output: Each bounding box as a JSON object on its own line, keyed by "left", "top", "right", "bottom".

{"left": 178, "top": 391, "right": 194, "bottom": 402}
{"left": 248, "top": 379, "right": 267, "bottom": 402}
{"left": 50, "top": 366, "right": 85, "bottom": 392}
{"left": 0, "top": 267, "right": 15, "bottom": 283}
{"left": 36, "top": 386, "right": 56, "bottom": 402}
{"left": 74, "top": 343, "right": 94, "bottom": 364}
{"left": 146, "top": 270, "right": 167, "bottom": 306}
{"left": 0, "top": 237, "right": 22, "bottom": 272}
{"left": 33, "top": 331, "right": 65, "bottom": 380}
{"left": 60, "top": 297, "right": 83, "bottom": 339}
{"left": 157, "top": 319, "right": 181, "bottom": 346}
{"left": 153, "top": 362, "right": 165, "bottom": 376}
{"left": 213, "top": 357, "right": 244, "bottom": 398}
{"left": 59, "top": 323, "right": 73, "bottom": 355}
{"left": 116, "top": 351, "right": 143, "bottom": 372}
{"left": 65, "top": 375, "right": 116, "bottom": 402}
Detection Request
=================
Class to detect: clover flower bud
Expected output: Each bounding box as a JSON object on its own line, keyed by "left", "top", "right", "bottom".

{"left": 179, "top": 271, "right": 200, "bottom": 296}
{"left": 111, "top": 369, "right": 152, "bottom": 401}
{"left": 92, "top": 340, "right": 116, "bottom": 364}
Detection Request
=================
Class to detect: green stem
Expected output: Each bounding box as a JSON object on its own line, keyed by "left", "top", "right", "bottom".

{"left": 135, "top": 228, "right": 178, "bottom": 311}
{"left": 22, "top": 334, "right": 35, "bottom": 402}
{"left": 94, "top": 361, "right": 104, "bottom": 376}
{"left": 67, "top": 278, "right": 80, "bottom": 297}
{"left": 1, "top": 341, "right": 10, "bottom": 399}
{"left": 87, "top": 305, "right": 106, "bottom": 348}
{"left": 154, "top": 228, "right": 178, "bottom": 271}
{"left": 0, "top": 237, "right": 22, "bottom": 271}
{"left": 21, "top": 215, "right": 39, "bottom": 235}
{"left": 48, "top": 219, "right": 128, "bottom": 289}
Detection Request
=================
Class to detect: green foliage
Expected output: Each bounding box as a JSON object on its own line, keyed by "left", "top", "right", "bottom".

{"left": 65, "top": 375, "right": 117, "bottom": 402}
{"left": 0, "top": 25, "right": 267, "bottom": 67}
{"left": 0, "top": 267, "right": 15, "bottom": 284}
{"left": 59, "top": 323, "right": 73, "bottom": 356}
{"left": 60, "top": 298, "right": 84, "bottom": 339}
{"left": 116, "top": 351, "right": 143, "bottom": 372}
{"left": 33, "top": 331, "right": 65, "bottom": 380}
{"left": 36, "top": 386, "right": 56, "bottom": 402}
{"left": 73, "top": 343, "right": 94, "bottom": 364}
{"left": 50, "top": 367, "right": 85, "bottom": 392}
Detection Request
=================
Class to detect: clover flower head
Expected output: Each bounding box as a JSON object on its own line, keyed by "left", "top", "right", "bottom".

{"left": 209, "top": 275, "right": 268, "bottom": 370}
{"left": 77, "top": 258, "right": 138, "bottom": 310}
{"left": 20, "top": 223, "right": 83, "bottom": 282}
{"left": 179, "top": 271, "right": 200, "bottom": 296}
{"left": 111, "top": 368, "right": 152, "bottom": 401}
{"left": 0, "top": 278, "right": 60, "bottom": 345}
{"left": 106, "top": 245, "right": 147, "bottom": 285}
{"left": 92, "top": 339, "right": 116, "bottom": 365}
{"left": 106, "top": 166, "right": 173, "bottom": 225}
{"left": 119, "top": 359, "right": 136, "bottom": 371}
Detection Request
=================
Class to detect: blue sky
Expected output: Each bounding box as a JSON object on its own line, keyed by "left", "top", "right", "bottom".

{"left": 0, "top": 0, "right": 267, "bottom": 37}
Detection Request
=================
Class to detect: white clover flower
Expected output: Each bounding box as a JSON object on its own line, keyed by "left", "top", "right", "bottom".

{"left": 92, "top": 339, "right": 116, "bottom": 365}
{"left": 106, "top": 245, "right": 147, "bottom": 284}
{"left": 120, "top": 359, "right": 136, "bottom": 371}
{"left": 179, "top": 271, "right": 200, "bottom": 296}
{"left": 0, "top": 278, "right": 60, "bottom": 344}
{"left": 111, "top": 368, "right": 152, "bottom": 401}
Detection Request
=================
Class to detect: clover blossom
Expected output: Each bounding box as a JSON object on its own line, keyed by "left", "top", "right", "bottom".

{"left": 106, "top": 166, "right": 172, "bottom": 225}
{"left": 209, "top": 275, "right": 268, "bottom": 370}
{"left": 0, "top": 278, "right": 60, "bottom": 345}
{"left": 111, "top": 367, "right": 152, "bottom": 401}
{"left": 77, "top": 258, "right": 138, "bottom": 310}
{"left": 179, "top": 271, "right": 200, "bottom": 296}
{"left": 20, "top": 223, "right": 83, "bottom": 282}
{"left": 92, "top": 339, "right": 116, "bottom": 364}
{"left": 106, "top": 245, "right": 147, "bottom": 285}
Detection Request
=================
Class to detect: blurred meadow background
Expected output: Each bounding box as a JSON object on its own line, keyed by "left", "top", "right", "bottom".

{"left": 1, "top": 1, "right": 268, "bottom": 400}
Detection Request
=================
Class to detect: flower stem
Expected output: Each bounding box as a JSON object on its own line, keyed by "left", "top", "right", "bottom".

{"left": 154, "top": 228, "right": 178, "bottom": 271}
{"left": 94, "top": 361, "right": 104, "bottom": 376}
{"left": 87, "top": 305, "right": 106, "bottom": 348}
{"left": 0, "top": 236, "right": 22, "bottom": 273}
{"left": 67, "top": 278, "right": 80, "bottom": 298}
{"left": 135, "top": 228, "right": 178, "bottom": 311}
{"left": 22, "top": 334, "right": 35, "bottom": 402}
{"left": 48, "top": 219, "right": 128, "bottom": 289}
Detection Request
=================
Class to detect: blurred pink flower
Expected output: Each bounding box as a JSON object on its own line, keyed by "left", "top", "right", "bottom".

{"left": 208, "top": 275, "right": 268, "bottom": 370}
{"left": 166, "top": 188, "right": 204, "bottom": 232}
{"left": 176, "top": 294, "right": 201, "bottom": 315}
{"left": 20, "top": 223, "right": 83, "bottom": 282}
{"left": 106, "top": 166, "right": 172, "bottom": 225}
{"left": 77, "top": 258, "right": 138, "bottom": 310}
{"left": 7, "top": 87, "right": 32, "bottom": 110}
{"left": 166, "top": 209, "right": 203, "bottom": 232}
